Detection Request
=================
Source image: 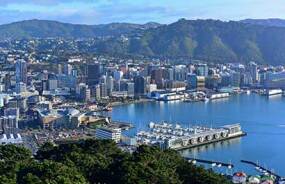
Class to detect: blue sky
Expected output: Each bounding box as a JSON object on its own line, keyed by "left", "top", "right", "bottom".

{"left": 1, "top": 0, "right": 285, "bottom": 25}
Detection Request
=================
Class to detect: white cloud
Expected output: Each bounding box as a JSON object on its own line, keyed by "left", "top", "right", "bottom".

{"left": 1, "top": 0, "right": 285, "bottom": 25}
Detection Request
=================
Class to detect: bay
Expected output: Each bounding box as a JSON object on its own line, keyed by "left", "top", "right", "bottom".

{"left": 110, "top": 94, "right": 285, "bottom": 176}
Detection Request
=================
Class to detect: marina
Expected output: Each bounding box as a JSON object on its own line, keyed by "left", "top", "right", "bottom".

{"left": 111, "top": 93, "right": 285, "bottom": 175}
{"left": 136, "top": 122, "right": 246, "bottom": 150}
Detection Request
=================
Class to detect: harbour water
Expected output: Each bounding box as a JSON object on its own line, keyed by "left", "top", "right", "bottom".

{"left": 110, "top": 93, "right": 285, "bottom": 176}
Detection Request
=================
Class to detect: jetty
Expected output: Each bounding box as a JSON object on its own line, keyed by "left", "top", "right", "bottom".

{"left": 185, "top": 157, "right": 234, "bottom": 168}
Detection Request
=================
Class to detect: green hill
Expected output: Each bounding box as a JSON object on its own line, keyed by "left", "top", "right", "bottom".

{"left": 126, "top": 19, "right": 285, "bottom": 65}
{"left": 0, "top": 19, "right": 161, "bottom": 39}
{"left": 3, "top": 19, "right": 285, "bottom": 65}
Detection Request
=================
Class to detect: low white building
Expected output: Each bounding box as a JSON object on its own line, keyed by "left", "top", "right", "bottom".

{"left": 95, "top": 127, "right": 121, "bottom": 143}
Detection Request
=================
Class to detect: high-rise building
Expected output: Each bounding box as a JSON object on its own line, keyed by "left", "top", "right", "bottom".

{"left": 259, "top": 70, "right": 268, "bottom": 86}
{"left": 165, "top": 81, "right": 187, "bottom": 91}
{"left": 264, "top": 71, "right": 285, "bottom": 89}
{"left": 77, "top": 83, "right": 91, "bottom": 102}
{"left": 48, "top": 79, "right": 58, "bottom": 91}
{"left": 71, "top": 69, "right": 78, "bottom": 77}
{"left": 127, "top": 82, "right": 135, "bottom": 97}
{"left": 240, "top": 73, "right": 253, "bottom": 87}
{"left": 134, "top": 76, "right": 146, "bottom": 96}
{"left": 7, "top": 97, "right": 27, "bottom": 113}
{"left": 84, "top": 88, "right": 91, "bottom": 102}
{"left": 174, "top": 65, "right": 187, "bottom": 81}
{"left": 205, "top": 76, "right": 221, "bottom": 89}
{"left": 15, "top": 59, "right": 27, "bottom": 84}
{"left": 187, "top": 74, "right": 197, "bottom": 89}
{"left": 41, "top": 80, "right": 49, "bottom": 92}
{"left": 166, "top": 68, "right": 174, "bottom": 80}
{"left": 196, "top": 64, "right": 209, "bottom": 77}
{"left": 100, "top": 75, "right": 107, "bottom": 84}
{"left": 4, "top": 108, "right": 20, "bottom": 121}
{"left": 87, "top": 63, "right": 101, "bottom": 86}
{"left": 47, "top": 74, "right": 58, "bottom": 90}
{"left": 63, "top": 64, "right": 73, "bottom": 76}
{"left": 248, "top": 62, "right": 259, "bottom": 83}
{"left": 151, "top": 69, "right": 164, "bottom": 88}
{"left": 0, "top": 98, "right": 4, "bottom": 108}
{"left": 57, "top": 64, "right": 63, "bottom": 75}
{"left": 113, "top": 71, "right": 123, "bottom": 81}
{"left": 4, "top": 74, "right": 11, "bottom": 92}
{"left": 100, "top": 83, "right": 108, "bottom": 98}
{"left": 106, "top": 76, "right": 114, "bottom": 95}
{"left": 0, "top": 84, "right": 4, "bottom": 92}
{"left": 231, "top": 72, "right": 241, "bottom": 87}
{"left": 15, "top": 82, "right": 26, "bottom": 93}
{"left": 220, "top": 73, "right": 231, "bottom": 87}
{"left": 95, "top": 85, "right": 101, "bottom": 100}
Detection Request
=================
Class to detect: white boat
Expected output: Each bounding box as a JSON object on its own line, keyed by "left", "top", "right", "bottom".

{"left": 265, "top": 89, "right": 283, "bottom": 96}
{"left": 209, "top": 93, "right": 230, "bottom": 100}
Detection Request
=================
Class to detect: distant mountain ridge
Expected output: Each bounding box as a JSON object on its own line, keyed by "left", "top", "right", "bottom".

{"left": 0, "top": 19, "right": 162, "bottom": 39}
{"left": 241, "top": 18, "right": 285, "bottom": 27}
{"left": 97, "top": 18, "right": 285, "bottom": 65}
{"left": 2, "top": 19, "right": 285, "bottom": 65}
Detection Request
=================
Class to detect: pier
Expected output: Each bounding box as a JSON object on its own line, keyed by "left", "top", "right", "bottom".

{"left": 136, "top": 122, "right": 246, "bottom": 150}
{"left": 185, "top": 157, "right": 234, "bottom": 168}
{"left": 241, "top": 160, "right": 282, "bottom": 179}
{"left": 173, "top": 132, "right": 247, "bottom": 150}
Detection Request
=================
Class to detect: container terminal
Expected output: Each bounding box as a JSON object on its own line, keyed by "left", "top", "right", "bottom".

{"left": 136, "top": 122, "right": 246, "bottom": 150}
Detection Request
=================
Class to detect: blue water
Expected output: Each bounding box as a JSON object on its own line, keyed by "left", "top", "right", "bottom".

{"left": 110, "top": 94, "right": 285, "bottom": 176}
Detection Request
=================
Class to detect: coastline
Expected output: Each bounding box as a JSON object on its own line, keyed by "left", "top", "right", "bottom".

{"left": 109, "top": 98, "right": 154, "bottom": 107}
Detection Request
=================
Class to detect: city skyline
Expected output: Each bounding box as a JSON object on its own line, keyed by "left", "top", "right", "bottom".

{"left": 1, "top": 1, "right": 285, "bottom": 183}
{"left": 1, "top": 0, "right": 285, "bottom": 25}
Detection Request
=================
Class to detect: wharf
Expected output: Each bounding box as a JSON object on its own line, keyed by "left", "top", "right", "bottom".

{"left": 174, "top": 132, "right": 247, "bottom": 151}
{"left": 136, "top": 122, "right": 247, "bottom": 150}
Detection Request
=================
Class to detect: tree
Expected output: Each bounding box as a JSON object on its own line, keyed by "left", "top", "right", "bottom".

{"left": 0, "top": 140, "right": 232, "bottom": 184}
{"left": 0, "top": 145, "right": 32, "bottom": 184}
{"left": 17, "top": 160, "right": 87, "bottom": 184}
